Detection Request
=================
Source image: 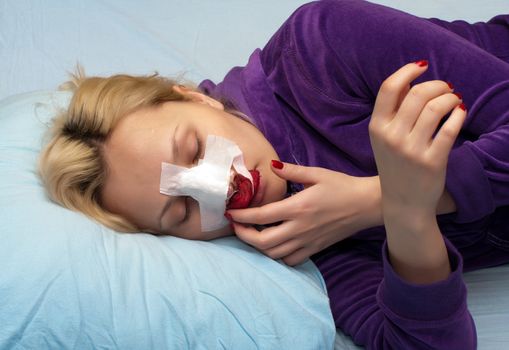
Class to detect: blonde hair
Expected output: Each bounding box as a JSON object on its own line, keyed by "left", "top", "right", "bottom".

{"left": 38, "top": 67, "right": 198, "bottom": 232}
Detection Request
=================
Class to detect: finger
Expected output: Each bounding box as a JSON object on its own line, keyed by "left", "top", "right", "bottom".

{"left": 372, "top": 60, "right": 429, "bottom": 123}
{"left": 393, "top": 80, "right": 453, "bottom": 133}
{"left": 282, "top": 247, "right": 312, "bottom": 266}
{"left": 233, "top": 221, "right": 295, "bottom": 251}
{"left": 227, "top": 198, "right": 293, "bottom": 225}
{"left": 394, "top": 84, "right": 411, "bottom": 112}
{"left": 410, "top": 92, "right": 462, "bottom": 146}
{"left": 270, "top": 160, "right": 320, "bottom": 185}
{"left": 264, "top": 238, "right": 302, "bottom": 260}
{"left": 232, "top": 222, "right": 266, "bottom": 249}
{"left": 429, "top": 103, "right": 467, "bottom": 159}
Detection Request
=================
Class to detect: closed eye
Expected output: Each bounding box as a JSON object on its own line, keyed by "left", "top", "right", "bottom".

{"left": 193, "top": 133, "right": 202, "bottom": 164}
{"left": 180, "top": 196, "right": 191, "bottom": 224}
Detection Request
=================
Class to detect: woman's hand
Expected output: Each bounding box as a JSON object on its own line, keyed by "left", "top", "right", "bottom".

{"left": 369, "top": 60, "right": 466, "bottom": 283}
{"left": 226, "top": 163, "right": 382, "bottom": 266}
{"left": 369, "top": 60, "right": 466, "bottom": 219}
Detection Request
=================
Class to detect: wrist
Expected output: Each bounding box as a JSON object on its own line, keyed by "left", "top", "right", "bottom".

{"left": 384, "top": 214, "right": 451, "bottom": 284}
{"left": 382, "top": 202, "right": 436, "bottom": 231}
{"left": 362, "top": 176, "right": 384, "bottom": 227}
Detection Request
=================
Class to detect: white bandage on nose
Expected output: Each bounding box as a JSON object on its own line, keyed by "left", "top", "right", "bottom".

{"left": 160, "top": 135, "right": 253, "bottom": 232}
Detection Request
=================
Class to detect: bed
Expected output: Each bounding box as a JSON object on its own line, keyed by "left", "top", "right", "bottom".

{"left": 1, "top": 1, "right": 508, "bottom": 349}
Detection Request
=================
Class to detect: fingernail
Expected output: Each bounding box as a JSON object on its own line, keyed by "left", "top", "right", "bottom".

{"left": 458, "top": 103, "right": 467, "bottom": 111}
{"left": 224, "top": 212, "right": 233, "bottom": 221}
{"left": 415, "top": 59, "right": 428, "bottom": 67}
{"left": 447, "top": 81, "right": 454, "bottom": 90}
{"left": 454, "top": 92, "right": 462, "bottom": 100}
{"left": 271, "top": 160, "right": 284, "bottom": 169}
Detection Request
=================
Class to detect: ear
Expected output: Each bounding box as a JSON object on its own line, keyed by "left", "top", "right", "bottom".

{"left": 172, "top": 85, "right": 224, "bottom": 111}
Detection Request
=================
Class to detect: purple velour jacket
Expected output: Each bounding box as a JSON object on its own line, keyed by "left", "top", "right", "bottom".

{"left": 199, "top": 1, "right": 509, "bottom": 348}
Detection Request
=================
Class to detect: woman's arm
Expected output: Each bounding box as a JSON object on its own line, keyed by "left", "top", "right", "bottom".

{"left": 314, "top": 61, "right": 472, "bottom": 350}
{"left": 314, "top": 238, "right": 476, "bottom": 350}
{"left": 369, "top": 61, "right": 466, "bottom": 283}
{"left": 231, "top": 62, "right": 474, "bottom": 350}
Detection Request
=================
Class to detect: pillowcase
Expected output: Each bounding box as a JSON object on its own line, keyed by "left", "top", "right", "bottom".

{"left": 0, "top": 91, "right": 335, "bottom": 349}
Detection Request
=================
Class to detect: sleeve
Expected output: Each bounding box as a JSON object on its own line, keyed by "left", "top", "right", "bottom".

{"left": 426, "top": 15, "right": 509, "bottom": 62}
{"left": 260, "top": 0, "right": 509, "bottom": 223}
{"left": 313, "top": 238, "right": 476, "bottom": 350}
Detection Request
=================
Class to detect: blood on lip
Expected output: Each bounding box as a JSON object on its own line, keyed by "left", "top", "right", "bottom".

{"left": 226, "top": 170, "right": 260, "bottom": 210}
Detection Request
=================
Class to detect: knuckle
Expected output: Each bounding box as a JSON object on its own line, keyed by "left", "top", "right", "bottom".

{"left": 399, "top": 143, "right": 414, "bottom": 158}
{"left": 414, "top": 154, "right": 430, "bottom": 167}
{"left": 283, "top": 256, "right": 298, "bottom": 266}
{"left": 234, "top": 225, "right": 248, "bottom": 239}
{"left": 412, "top": 152, "right": 436, "bottom": 169}
{"left": 419, "top": 154, "right": 440, "bottom": 172}
{"left": 384, "top": 131, "right": 403, "bottom": 150}
{"left": 368, "top": 119, "right": 381, "bottom": 135}
{"left": 425, "top": 100, "right": 441, "bottom": 115}
{"left": 439, "top": 125, "right": 456, "bottom": 140}
{"left": 428, "top": 160, "right": 443, "bottom": 172}
{"left": 400, "top": 142, "right": 423, "bottom": 159}
{"left": 257, "top": 236, "right": 271, "bottom": 250}
{"left": 409, "top": 84, "right": 426, "bottom": 99}
{"left": 380, "top": 79, "right": 399, "bottom": 95}
{"left": 265, "top": 249, "right": 278, "bottom": 259}
{"left": 294, "top": 200, "right": 312, "bottom": 216}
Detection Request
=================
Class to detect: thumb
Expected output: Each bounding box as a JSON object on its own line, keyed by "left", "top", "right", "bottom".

{"left": 270, "top": 159, "right": 318, "bottom": 185}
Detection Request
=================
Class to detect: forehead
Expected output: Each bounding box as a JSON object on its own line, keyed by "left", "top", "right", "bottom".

{"left": 110, "top": 105, "right": 173, "bottom": 147}
{"left": 100, "top": 105, "right": 176, "bottom": 228}
{"left": 104, "top": 107, "right": 174, "bottom": 179}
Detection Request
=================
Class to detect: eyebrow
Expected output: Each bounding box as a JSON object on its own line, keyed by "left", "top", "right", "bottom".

{"left": 172, "top": 124, "right": 180, "bottom": 162}
{"left": 158, "top": 124, "right": 180, "bottom": 230}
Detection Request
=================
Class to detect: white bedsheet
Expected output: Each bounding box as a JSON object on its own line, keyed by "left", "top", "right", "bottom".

{"left": 2, "top": 1, "right": 508, "bottom": 349}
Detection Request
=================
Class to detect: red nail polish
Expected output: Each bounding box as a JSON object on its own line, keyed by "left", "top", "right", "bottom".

{"left": 454, "top": 92, "right": 462, "bottom": 100}
{"left": 271, "top": 160, "right": 284, "bottom": 169}
{"left": 224, "top": 212, "right": 233, "bottom": 221}
{"left": 458, "top": 103, "right": 467, "bottom": 111}
{"left": 415, "top": 59, "right": 428, "bottom": 67}
{"left": 447, "top": 81, "right": 454, "bottom": 90}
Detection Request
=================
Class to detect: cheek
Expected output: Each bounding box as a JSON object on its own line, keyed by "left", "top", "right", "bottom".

{"left": 203, "top": 225, "right": 233, "bottom": 240}
{"left": 169, "top": 200, "right": 232, "bottom": 240}
{"left": 172, "top": 221, "right": 232, "bottom": 240}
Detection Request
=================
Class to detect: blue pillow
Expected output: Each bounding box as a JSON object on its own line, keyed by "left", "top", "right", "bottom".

{"left": 0, "top": 91, "right": 335, "bottom": 349}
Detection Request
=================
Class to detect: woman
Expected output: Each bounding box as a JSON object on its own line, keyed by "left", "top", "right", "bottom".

{"left": 39, "top": 0, "right": 509, "bottom": 348}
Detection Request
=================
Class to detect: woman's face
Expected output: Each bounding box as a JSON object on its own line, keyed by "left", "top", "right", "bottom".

{"left": 101, "top": 86, "right": 287, "bottom": 239}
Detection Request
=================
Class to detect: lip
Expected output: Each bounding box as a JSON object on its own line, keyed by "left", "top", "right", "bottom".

{"left": 225, "top": 169, "right": 261, "bottom": 210}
